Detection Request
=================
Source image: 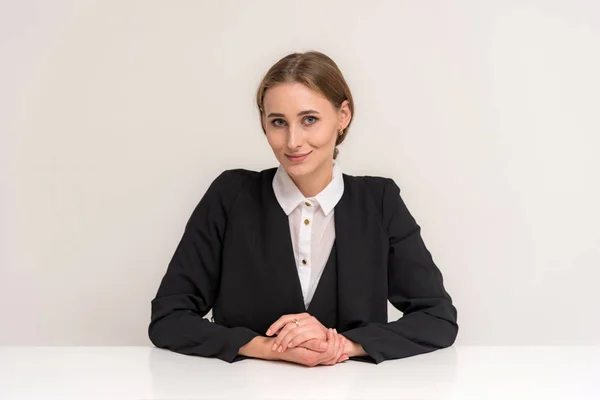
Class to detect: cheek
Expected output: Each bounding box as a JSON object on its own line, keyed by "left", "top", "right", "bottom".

{"left": 308, "top": 127, "right": 337, "bottom": 147}
{"left": 265, "top": 132, "right": 283, "bottom": 150}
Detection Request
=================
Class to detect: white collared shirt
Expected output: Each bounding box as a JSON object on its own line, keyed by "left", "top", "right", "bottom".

{"left": 272, "top": 164, "right": 345, "bottom": 309}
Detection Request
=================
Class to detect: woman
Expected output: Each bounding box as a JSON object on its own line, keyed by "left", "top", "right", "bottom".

{"left": 148, "top": 51, "right": 458, "bottom": 367}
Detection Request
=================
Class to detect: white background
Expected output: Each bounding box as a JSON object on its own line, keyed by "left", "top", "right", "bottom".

{"left": 1, "top": 0, "right": 599, "bottom": 346}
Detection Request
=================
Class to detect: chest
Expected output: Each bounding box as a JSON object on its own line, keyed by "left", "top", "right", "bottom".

{"left": 211, "top": 181, "right": 390, "bottom": 333}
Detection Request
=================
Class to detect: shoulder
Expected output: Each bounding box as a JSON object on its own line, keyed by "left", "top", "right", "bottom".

{"left": 211, "top": 168, "right": 259, "bottom": 191}
{"left": 206, "top": 167, "right": 276, "bottom": 203}
{"left": 342, "top": 173, "right": 403, "bottom": 227}
{"left": 187, "top": 167, "right": 276, "bottom": 226}
{"left": 343, "top": 173, "right": 401, "bottom": 200}
{"left": 212, "top": 167, "right": 277, "bottom": 187}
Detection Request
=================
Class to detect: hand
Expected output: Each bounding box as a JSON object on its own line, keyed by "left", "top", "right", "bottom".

{"left": 338, "top": 333, "right": 364, "bottom": 358}
{"left": 276, "top": 328, "right": 349, "bottom": 367}
{"left": 266, "top": 312, "right": 328, "bottom": 352}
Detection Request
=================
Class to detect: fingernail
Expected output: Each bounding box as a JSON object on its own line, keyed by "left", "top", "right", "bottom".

{"left": 287, "top": 343, "right": 293, "bottom": 348}
{"left": 266, "top": 329, "right": 272, "bottom": 336}
{"left": 271, "top": 343, "right": 277, "bottom": 351}
{"left": 334, "top": 329, "right": 337, "bottom": 334}
{"left": 278, "top": 345, "right": 283, "bottom": 352}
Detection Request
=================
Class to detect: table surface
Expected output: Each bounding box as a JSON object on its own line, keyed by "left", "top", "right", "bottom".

{"left": 1, "top": 346, "right": 599, "bottom": 399}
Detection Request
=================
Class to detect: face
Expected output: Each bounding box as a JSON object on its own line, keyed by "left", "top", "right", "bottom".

{"left": 262, "top": 82, "right": 351, "bottom": 180}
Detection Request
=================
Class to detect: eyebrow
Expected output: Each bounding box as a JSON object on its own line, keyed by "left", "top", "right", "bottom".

{"left": 266, "top": 110, "right": 320, "bottom": 118}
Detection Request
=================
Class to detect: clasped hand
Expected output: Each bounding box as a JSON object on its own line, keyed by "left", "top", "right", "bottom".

{"left": 266, "top": 313, "right": 349, "bottom": 366}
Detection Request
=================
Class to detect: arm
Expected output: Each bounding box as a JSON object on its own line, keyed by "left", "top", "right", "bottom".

{"left": 342, "top": 178, "right": 458, "bottom": 363}
{"left": 239, "top": 337, "right": 278, "bottom": 360}
{"left": 148, "top": 171, "right": 261, "bottom": 363}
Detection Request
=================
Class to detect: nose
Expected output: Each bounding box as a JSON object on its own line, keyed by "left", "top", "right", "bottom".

{"left": 287, "top": 125, "right": 304, "bottom": 149}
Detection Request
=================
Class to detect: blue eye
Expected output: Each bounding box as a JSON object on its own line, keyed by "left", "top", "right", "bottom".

{"left": 304, "top": 116, "right": 318, "bottom": 125}
{"left": 270, "top": 116, "right": 318, "bottom": 127}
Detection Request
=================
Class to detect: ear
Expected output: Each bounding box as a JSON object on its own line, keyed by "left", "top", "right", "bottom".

{"left": 338, "top": 100, "right": 352, "bottom": 130}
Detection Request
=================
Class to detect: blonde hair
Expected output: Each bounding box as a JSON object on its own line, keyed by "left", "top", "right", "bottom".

{"left": 256, "top": 51, "right": 354, "bottom": 159}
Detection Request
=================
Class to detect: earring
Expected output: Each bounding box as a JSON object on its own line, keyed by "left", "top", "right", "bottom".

{"left": 338, "top": 129, "right": 344, "bottom": 136}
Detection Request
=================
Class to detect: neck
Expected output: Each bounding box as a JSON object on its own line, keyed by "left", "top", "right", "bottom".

{"left": 290, "top": 161, "right": 334, "bottom": 198}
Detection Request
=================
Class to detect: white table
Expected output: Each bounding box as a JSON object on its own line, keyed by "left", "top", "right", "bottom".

{"left": 1, "top": 346, "right": 599, "bottom": 399}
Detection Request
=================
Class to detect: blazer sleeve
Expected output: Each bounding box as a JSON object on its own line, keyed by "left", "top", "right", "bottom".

{"left": 342, "top": 178, "right": 458, "bottom": 363}
{"left": 148, "top": 170, "right": 260, "bottom": 363}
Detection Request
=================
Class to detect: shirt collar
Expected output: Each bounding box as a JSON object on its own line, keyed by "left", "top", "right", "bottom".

{"left": 272, "top": 163, "right": 344, "bottom": 216}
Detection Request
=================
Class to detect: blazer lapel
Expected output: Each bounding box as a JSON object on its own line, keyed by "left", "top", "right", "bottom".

{"left": 306, "top": 242, "right": 338, "bottom": 327}
{"left": 334, "top": 175, "right": 388, "bottom": 330}
{"left": 261, "top": 170, "right": 307, "bottom": 314}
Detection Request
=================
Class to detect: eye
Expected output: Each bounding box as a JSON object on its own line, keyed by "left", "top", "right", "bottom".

{"left": 303, "top": 116, "right": 318, "bottom": 125}
{"left": 271, "top": 119, "right": 286, "bottom": 127}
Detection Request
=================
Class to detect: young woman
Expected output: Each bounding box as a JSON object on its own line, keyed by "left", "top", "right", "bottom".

{"left": 149, "top": 51, "right": 458, "bottom": 367}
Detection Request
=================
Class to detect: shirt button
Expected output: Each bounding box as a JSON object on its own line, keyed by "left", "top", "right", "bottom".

{"left": 304, "top": 219, "right": 310, "bottom": 225}
{"left": 305, "top": 201, "right": 312, "bottom": 207}
{"left": 302, "top": 259, "right": 307, "bottom": 265}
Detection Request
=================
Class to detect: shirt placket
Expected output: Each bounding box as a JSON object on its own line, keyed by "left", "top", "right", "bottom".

{"left": 298, "top": 200, "right": 314, "bottom": 302}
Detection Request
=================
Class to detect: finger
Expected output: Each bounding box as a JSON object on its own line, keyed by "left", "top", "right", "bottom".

{"left": 298, "top": 338, "right": 328, "bottom": 352}
{"left": 274, "top": 322, "right": 298, "bottom": 350}
{"left": 288, "top": 325, "right": 326, "bottom": 349}
{"left": 266, "top": 313, "right": 307, "bottom": 336}
{"left": 281, "top": 329, "right": 308, "bottom": 350}
{"left": 279, "top": 326, "right": 315, "bottom": 351}
{"left": 277, "top": 317, "right": 327, "bottom": 351}
{"left": 337, "top": 354, "right": 349, "bottom": 363}
{"left": 266, "top": 313, "right": 306, "bottom": 336}
{"left": 329, "top": 331, "right": 344, "bottom": 366}
{"left": 286, "top": 329, "right": 323, "bottom": 349}
{"left": 319, "top": 329, "right": 333, "bottom": 358}
{"left": 271, "top": 322, "right": 296, "bottom": 351}
{"left": 322, "top": 332, "right": 340, "bottom": 366}
{"left": 320, "top": 329, "right": 338, "bottom": 365}
{"left": 334, "top": 334, "right": 345, "bottom": 364}
{"left": 274, "top": 313, "right": 313, "bottom": 335}
{"left": 273, "top": 322, "right": 307, "bottom": 352}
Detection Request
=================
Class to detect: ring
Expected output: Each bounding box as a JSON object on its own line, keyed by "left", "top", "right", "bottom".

{"left": 292, "top": 319, "right": 299, "bottom": 327}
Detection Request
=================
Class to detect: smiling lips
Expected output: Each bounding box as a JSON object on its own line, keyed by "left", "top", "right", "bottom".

{"left": 285, "top": 151, "right": 312, "bottom": 163}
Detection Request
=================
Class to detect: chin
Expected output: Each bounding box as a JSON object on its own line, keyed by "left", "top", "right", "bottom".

{"left": 281, "top": 160, "right": 316, "bottom": 178}
{"left": 284, "top": 163, "right": 312, "bottom": 177}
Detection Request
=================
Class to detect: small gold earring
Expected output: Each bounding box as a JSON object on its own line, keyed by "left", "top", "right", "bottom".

{"left": 338, "top": 129, "right": 344, "bottom": 136}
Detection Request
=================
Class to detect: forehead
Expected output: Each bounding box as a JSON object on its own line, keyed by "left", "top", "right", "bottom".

{"left": 263, "top": 82, "right": 333, "bottom": 114}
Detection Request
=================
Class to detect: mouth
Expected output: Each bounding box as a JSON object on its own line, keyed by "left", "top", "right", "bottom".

{"left": 285, "top": 151, "right": 312, "bottom": 163}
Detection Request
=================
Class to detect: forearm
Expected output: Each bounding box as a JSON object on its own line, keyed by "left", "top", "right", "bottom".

{"left": 149, "top": 308, "right": 260, "bottom": 363}
{"left": 342, "top": 307, "right": 458, "bottom": 363}
{"left": 238, "top": 336, "right": 279, "bottom": 360}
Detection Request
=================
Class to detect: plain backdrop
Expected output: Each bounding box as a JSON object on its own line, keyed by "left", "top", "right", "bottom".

{"left": 1, "top": 0, "right": 599, "bottom": 346}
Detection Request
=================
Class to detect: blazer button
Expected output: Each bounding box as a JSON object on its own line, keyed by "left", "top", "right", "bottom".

{"left": 302, "top": 259, "right": 307, "bottom": 265}
{"left": 304, "top": 219, "right": 310, "bottom": 225}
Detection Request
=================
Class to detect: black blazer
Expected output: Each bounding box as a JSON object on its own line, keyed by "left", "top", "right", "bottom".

{"left": 149, "top": 168, "right": 458, "bottom": 364}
